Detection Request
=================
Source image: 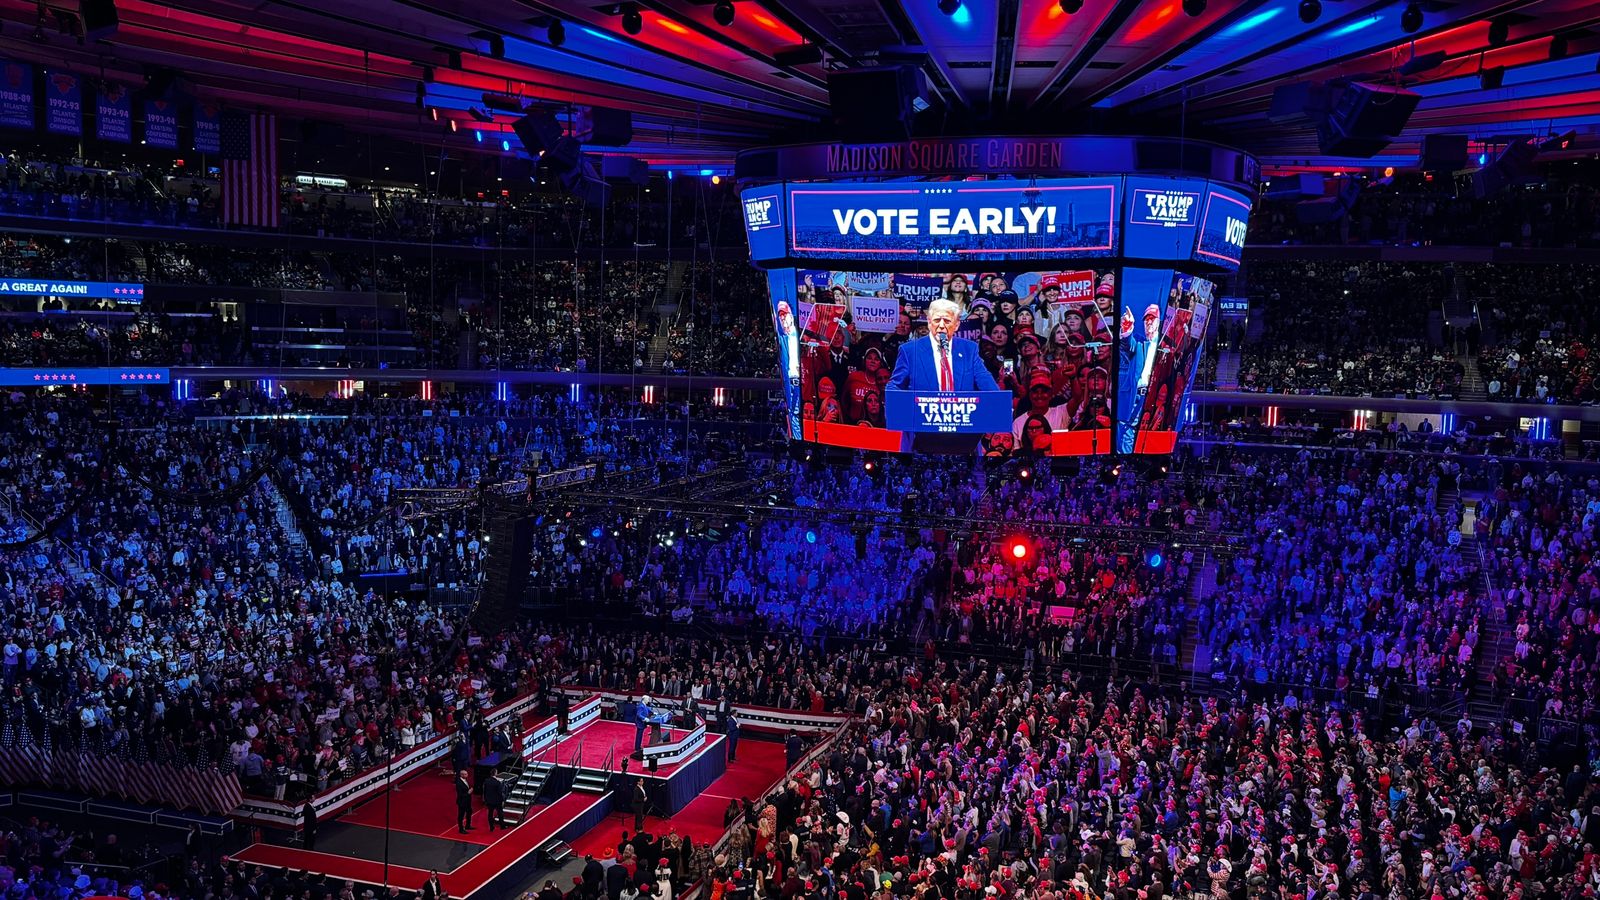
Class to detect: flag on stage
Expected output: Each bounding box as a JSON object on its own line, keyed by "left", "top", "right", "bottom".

{"left": 221, "top": 111, "right": 279, "bottom": 228}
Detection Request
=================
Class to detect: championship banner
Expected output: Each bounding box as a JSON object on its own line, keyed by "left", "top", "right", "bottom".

{"left": 144, "top": 98, "right": 179, "bottom": 149}
{"left": 0, "top": 61, "right": 33, "bottom": 130}
{"left": 0, "top": 279, "right": 143, "bottom": 301}
{"left": 848, "top": 294, "right": 899, "bottom": 333}
{"left": 885, "top": 389, "right": 1014, "bottom": 434}
{"left": 95, "top": 82, "right": 131, "bottom": 143}
{"left": 193, "top": 102, "right": 221, "bottom": 154}
{"left": 44, "top": 72, "right": 81, "bottom": 136}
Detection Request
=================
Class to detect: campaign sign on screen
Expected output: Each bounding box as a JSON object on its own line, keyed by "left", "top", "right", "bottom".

{"left": 1194, "top": 188, "right": 1252, "bottom": 269}
{"left": 787, "top": 179, "right": 1117, "bottom": 262}
{"left": 741, "top": 187, "right": 787, "bottom": 262}
{"left": 0, "top": 279, "right": 144, "bottom": 302}
{"left": 886, "top": 390, "right": 1013, "bottom": 434}
{"left": 848, "top": 295, "right": 899, "bottom": 333}
{"left": 1122, "top": 177, "right": 1205, "bottom": 262}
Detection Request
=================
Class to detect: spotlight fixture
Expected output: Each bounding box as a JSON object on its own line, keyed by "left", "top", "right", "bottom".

{"left": 1058, "top": 0, "right": 1082, "bottom": 12}
{"left": 1486, "top": 19, "right": 1508, "bottom": 47}
{"left": 468, "top": 106, "right": 493, "bottom": 123}
{"left": 1297, "top": 0, "right": 1320, "bottom": 23}
{"left": 1182, "top": 0, "right": 1205, "bottom": 16}
{"left": 1479, "top": 66, "right": 1504, "bottom": 90}
{"left": 548, "top": 18, "right": 565, "bottom": 46}
{"left": 1400, "top": 2, "right": 1422, "bottom": 33}
{"left": 1549, "top": 32, "right": 1568, "bottom": 60}
{"left": 938, "top": 0, "right": 961, "bottom": 15}
{"left": 621, "top": 3, "right": 642, "bottom": 34}
{"left": 713, "top": 0, "right": 735, "bottom": 26}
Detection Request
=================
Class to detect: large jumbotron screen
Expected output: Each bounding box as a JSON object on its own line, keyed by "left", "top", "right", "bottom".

{"left": 745, "top": 174, "right": 1248, "bottom": 456}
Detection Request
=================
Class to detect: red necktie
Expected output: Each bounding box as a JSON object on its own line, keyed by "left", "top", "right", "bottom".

{"left": 939, "top": 342, "right": 953, "bottom": 392}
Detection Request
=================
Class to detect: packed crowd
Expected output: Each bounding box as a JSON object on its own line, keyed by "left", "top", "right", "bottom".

{"left": 0, "top": 149, "right": 747, "bottom": 249}
{"left": 1250, "top": 177, "right": 1600, "bottom": 248}
{"left": 1232, "top": 262, "right": 1464, "bottom": 397}
{"left": 0, "top": 382, "right": 1596, "bottom": 900}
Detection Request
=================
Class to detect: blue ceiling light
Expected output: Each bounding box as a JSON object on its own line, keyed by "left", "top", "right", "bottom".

{"left": 475, "top": 130, "right": 483, "bottom": 143}
{"left": 1478, "top": 153, "right": 1488, "bottom": 165}
{"left": 1325, "top": 14, "right": 1380, "bottom": 37}
{"left": 951, "top": 3, "right": 972, "bottom": 25}
{"left": 1222, "top": 6, "right": 1283, "bottom": 36}
{"left": 699, "top": 168, "right": 714, "bottom": 176}
{"left": 502, "top": 139, "right": 511, "bottom": 151}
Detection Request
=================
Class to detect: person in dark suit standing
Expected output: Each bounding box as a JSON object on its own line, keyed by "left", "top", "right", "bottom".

{"left": 582, "top": 855, "right": 605, "bottom": 899}
{"left": 785, "top": 730, "right": 804, "bottom": 768}
{"left": 725, "top": 713, "right": 740, "bottom": 763}
{"left": 557, "top": 690, "right": 571, "bottom": 734}
{"left": 455, "top": 768, "right": 474, "bottom": 833}
{"left": 301, "top": 800, "right": 317, "bottom": 851}
{"left": 484, "top": 774, "right": 508, "bottom": 832}
{"left": 633, "top": 779, "right": 649, "bottom": 832}
{"left": 886, "top": 299, "right": 1000, "bottom": 393}
{"left": 421, "top": 871, "right": 446, "bottom": 900}
{"left": 605, "top": 856, "right": 629, "bottom": 900}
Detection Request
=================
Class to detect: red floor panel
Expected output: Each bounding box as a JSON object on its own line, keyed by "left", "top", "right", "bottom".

{"left": 337, "top": 768, "right": 535, "bottom": 846}
{"left": 567, "top": 740, "right": 788, "bottom": 860}
{"left": 233, "top": 792, "right": 602, "bottom": 899}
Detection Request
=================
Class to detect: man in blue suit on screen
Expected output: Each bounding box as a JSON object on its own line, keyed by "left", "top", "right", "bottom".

{"left": 888, "top": 299, "right": 1000, "bottom": 393}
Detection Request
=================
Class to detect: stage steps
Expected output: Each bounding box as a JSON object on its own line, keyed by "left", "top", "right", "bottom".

{"left": 503, "top": 761, "right": 554, "bottom": 820}
{"left": 571, "top": 770, "right": 611, "bottom": 793}
{"left": 538, "top": 838, "right": 575, "bottom": 867}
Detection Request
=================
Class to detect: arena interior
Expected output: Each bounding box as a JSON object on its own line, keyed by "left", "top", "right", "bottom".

{"left": 0, "top": 1, "right": 1598, "bottom": 899}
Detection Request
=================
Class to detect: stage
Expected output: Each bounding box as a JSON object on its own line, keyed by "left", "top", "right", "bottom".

{"left": 229, "top": 696, "right": 803, "bottom": 897}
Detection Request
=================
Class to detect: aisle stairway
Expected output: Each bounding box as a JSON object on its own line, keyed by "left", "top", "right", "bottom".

{"left": 1183, "top": 554, "right": 1220, "bottom": 673}
{"left": 1458, "top": 355, "right": 1487, "bottom": 400}
{"left": 1213, "top": 349, "right": 1241, "bottom": 390}
{"left": 259, "top": 474, "right": 313, "bottom": 561}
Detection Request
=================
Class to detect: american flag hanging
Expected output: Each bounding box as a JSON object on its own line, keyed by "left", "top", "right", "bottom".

{"left": 221, "top": 110, "right": 280, "bottom": 228}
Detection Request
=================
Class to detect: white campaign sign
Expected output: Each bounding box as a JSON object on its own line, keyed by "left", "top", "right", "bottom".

{"left": 849, "top": 294, "right": 900, "bottom": 333}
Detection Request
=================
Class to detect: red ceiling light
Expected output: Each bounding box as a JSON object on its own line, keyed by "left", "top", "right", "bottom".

{"left": 1124, "top": 1, "right": 1182, "bottom": 43}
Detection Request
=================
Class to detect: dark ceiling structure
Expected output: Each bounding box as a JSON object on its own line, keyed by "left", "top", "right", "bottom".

{"left": 0, "top": 0, "right": 1596, "bottom": 174}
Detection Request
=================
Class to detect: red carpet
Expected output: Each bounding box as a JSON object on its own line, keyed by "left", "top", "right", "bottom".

{"left": 234, "top": 792, "right": 602, "bottom": 898}
{"left": 568, "top": 740, "right": 788, "bottom": 859}
{"left": 337, "top": 768, "right": 544, "bottom": 845}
